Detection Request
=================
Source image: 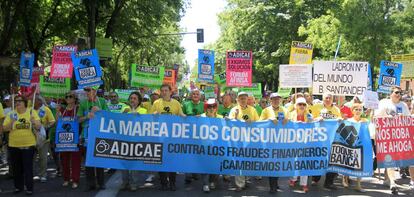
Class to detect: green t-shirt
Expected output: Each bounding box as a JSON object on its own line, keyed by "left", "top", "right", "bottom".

{"left": 108, "top": 102, "right": 129, "bottom": 113}
{"left": 182, "top": 101, "right": 204, "bottom": 116}
{"left": 77, "top": 97, "right": 108, "bottom": 139}
{"left": 218, "top": 104, "right": 234, "bottom": 118}
{"left": 255, "top": 105, "right": 263, "bottom": 116}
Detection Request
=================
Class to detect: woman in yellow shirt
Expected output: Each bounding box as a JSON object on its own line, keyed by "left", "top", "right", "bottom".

{"left": 343, "top": 103, "right": 367, "bottom": 193}
{"left": 200, "top": 99, "right": 222, "bottom": 193}
{"left": 2, "top": 95, "right": 41, "bottom": 195}
{"left": 121, "top": 92, "right": 147, "bottom": 191}
{"left": 288, "top": 97, "right": 312, "bottom": 193}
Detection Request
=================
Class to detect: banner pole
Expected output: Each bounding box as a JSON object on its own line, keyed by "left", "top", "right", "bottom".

{"left": 334, "top": 35, "right": 342, "bottom": 61}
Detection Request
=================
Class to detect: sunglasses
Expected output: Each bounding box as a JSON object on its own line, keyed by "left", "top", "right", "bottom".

{"left": 15, "top": 99, "right": 24, "bottom": 102}
{"left": 393, "top": 91, "right": 402, "bottom": 95}
{"left": 110, "top": 95, "right": 117, "bottom": 98}
{"left": 84, "top": 88, "right": 92, "bottom": 92}
{"left": 297, "top": 103, "right": 306, "bottom": 106}
{"left": 65, "top": 95, "right": 74, "bottom": 99}
{"left": 207, "top": 105, "right": 216, "bottom": 109}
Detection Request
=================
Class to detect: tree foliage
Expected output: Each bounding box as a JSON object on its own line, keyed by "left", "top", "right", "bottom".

{"left": 213, "top": 0, "right": 414, "bottom": 91}
{"left": 0, "top": 0, "right": 189, "bottom": 90}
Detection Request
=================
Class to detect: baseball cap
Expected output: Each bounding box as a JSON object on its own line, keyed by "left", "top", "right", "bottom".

{"left": 237, "top": 91, "right": 248, "bottom": 97}
{"left": 269, "top": 93, "right": 281, "bottom": 99}
{"left": 296, "top": 97, "right": 307, "bottom": 105}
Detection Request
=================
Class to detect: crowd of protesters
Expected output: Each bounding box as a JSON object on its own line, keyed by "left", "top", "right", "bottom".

{"left": 0, "top": 84, "right": 414, "bottom": 195}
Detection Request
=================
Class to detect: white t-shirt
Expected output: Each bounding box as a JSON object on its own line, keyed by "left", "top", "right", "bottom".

{"left": 374, "top": 98, "right": 410, "bottom": 117}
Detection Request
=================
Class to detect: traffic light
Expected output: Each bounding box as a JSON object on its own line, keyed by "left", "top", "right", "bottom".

{"left": 197, "top": 28, "right": 204, "bottom": 43}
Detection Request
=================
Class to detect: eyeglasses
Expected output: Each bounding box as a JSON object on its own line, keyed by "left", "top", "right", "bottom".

{"left": 65, "top": 95, "right": 74, "bottom": 99}
{"left": 354, "top": 108, "right": 363, "bottom": 112}
{"left": 297, "top": 103, "right": 306, "bottom": 106}
{"left": 207, "top": 105, "right": 216, "bottom": 109}
{"left": 110, "top": 95, "right": 117, "bottom": 98}
{"left": 84, "top": 88, "right": 92, "bottom": 92}
{"left": 393, "top": 91, "right": 402, "bottom": 95}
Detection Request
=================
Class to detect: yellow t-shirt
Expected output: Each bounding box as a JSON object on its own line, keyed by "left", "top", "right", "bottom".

{"left": 150, "top": 98, "right": 183, "bottom": 115}
{"left": 288, "top": 110, "right": 312, "bottom": 122}
{"left": 288, "top": 103, "right": 313, "bottom": 115}
{"left": 0, "top": 103, "right": 4, "bottom": 119}
{"left": 260, "top": 106, "right": 288, "bottom": 120}
{"left": 229, "top": 105, "right": 259, "bottom": 121}
{"left": 142, "top": 102, "right": 152, "bottom": 111}
{"left": 126, "top": 106, "right": 148, "bottom": 114}
{"left": 313, "top": 104, "right": 341, "bottom": 119}
{"left": 201, "top": 113, "right": 223, "bottom": 118}
{"left": 33, "top": 106, "right": 56, "bottom": 126}
{"left": 3, "top": 109, "right": 40, "bottom": 147}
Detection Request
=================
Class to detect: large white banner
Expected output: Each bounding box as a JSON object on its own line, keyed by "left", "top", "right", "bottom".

{"left": 313, "top": 61, "right": 368, "bottom": 96}
{"left": 279, "top": 64, "right": 313, "bottom": 88}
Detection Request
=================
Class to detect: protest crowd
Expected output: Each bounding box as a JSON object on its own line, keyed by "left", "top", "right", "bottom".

{"left": 1, "top": 45, "right": 414, "bottom": 197}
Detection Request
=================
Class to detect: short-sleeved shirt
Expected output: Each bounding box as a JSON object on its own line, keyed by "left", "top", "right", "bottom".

{"left": 108, "top": 102, "right": 129, "bottom": 113}
{"left": 77, "top": 97, "right": 108, "bottom": 137}
{"left": 142, "top": 101, "right": 152, "bottom": 111}
{"left": 3, "top": 109, "right": 40, "bottom": 147}
{"left": 255, "top": 105, "right": 263, "bottom": 116}
{"left": 150, "top": 98, "right": 183, "bottom": 115}
{"left": 288, "top": 110, "right": 313, "bottom": 122}
{"left": 182, "top": 101, "right": 204, "bottom": 116}
{"left": 33, "top": 105, "right": 56, "bottom": 126}
{"left": 260, "top": 106, "right": 288, "bottom": 121}
{"left": 229, "top": 105, "right": 259, "bottom": 121}
{"left": 125, "top": 106, "right": 148, "bottom": 114}
{"left": 218, "top": 104, "right": 234, "bottom": 117}
{"left": 375, "top": 99, "right": 410, "bottom": 117}
{"left": 0, "top": 103, "right": 5, "bottom": 119}
{"left": 313, "top": 103, "right": 341, "bottom": 119}
{"left": 200, "top": 113, "right": 223, "bottom": 118}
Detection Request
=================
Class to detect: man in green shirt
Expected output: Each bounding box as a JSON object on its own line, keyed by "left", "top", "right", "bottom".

{"left": 182, "top": 89, "right": 204, "bottom": 116}
{"left": 107, "top": 92, "right": 128, "bottom": 113}
{"left": 218, "top": 93, "right": 234, "bottom": 118}
{"left": 77, "top": 87, "right": 108, "bottom": 191}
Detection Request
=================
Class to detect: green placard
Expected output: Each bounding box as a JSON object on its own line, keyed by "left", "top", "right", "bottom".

{"left": 40, "top": 75, "right": 71, "bottom": 98}
{"left": 214, "top": 72, "right": 226, "bottom": 84}
{"left": 95, "top": 38, "right": 113, "bottom": 58}
{"left": 130, "top": 64, "right": 165, "bottom": 89}
{"left": 204, "top": 86, "right": 216, "bottom": 99}
{"left": 277, "top": 87, "right": 292, "bottom": 98}
{"left": 115, "top": 89, "right": 135, "bottom": 103}
{"left": 239, "top": 83, "right": 262, "bottom": 98}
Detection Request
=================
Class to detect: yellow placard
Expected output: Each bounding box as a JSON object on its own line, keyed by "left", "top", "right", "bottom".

{"left": 391, "top": 54, "right": 414, "bottom": 79}
{"left": 289, "top": 41, "right": 313, "bottom": 64}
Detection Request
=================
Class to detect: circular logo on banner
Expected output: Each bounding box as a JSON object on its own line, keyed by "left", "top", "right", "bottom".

{"left": 96, "top": 140, "right": 110, "bottom": 153}
{"left": 385, "top": 154, "right": 393, "bottom": 163}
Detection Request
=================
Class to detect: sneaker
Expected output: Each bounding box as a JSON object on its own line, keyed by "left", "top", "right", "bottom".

{"left": 302, "top": 185, "right": 309, "bottom": 193}
{"left": 409, "top": 181, "right": 414, "bottom": 190}
{"left": 25, "top": 190, "right": 33, "bottom": 195}
{"left": 72, "top": 183, "right": 79, "bottom": 189}
{"left": 130, "top": 186, "right": 137, "bottom": 191}
{"left": 391, "top": 186, "right": 398, "bottom": 195}
{"left": 145, "top": 174, "right": 154, "bottom": 182}
{"left": 40, "top": 177, "right": 47, "bottom": 183}
{"left": 203, "top": 185, "right": 210, "bottom": 193}
{"left": 311, "top": 181, "right": 318, "bottom": 186}
{"left": 324, "top": 184, "right": 337, "bottom": 190}
{"left": 62, "top": 181, "right": 69, "bottom": 187}
{"left": 209, "top": 182, "right": 216, "bottom": 190}
{"left": 235, "top": 187, "right": 243, "bottom": 192}
{"left": 355, "top": 186, "right": 366, "bottom": 193}
{"left": 289, "top": 180, "right": 296, "bottom": 187}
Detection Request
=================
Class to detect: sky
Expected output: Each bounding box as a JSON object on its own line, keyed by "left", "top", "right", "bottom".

{"left": 179, "top": 0, "right": 227, "bottom": 71}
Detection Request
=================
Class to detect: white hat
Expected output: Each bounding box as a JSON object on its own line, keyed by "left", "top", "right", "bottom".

{"left": 237, "top": 91, "right": 248, "bottom": 97}
{"left": 296, "top": 97, "right": 307, "bottom": 105}
{"left": 144, "top": 94, "right": 150, "bottom": 99}
{"left": 269, "top": 93, "right": 281, "bottom": 99}
{"left": 206, "top": 98, "right": 217, "bottom": 105}
{"left": 4, "top": 95, "right": 11, "bottom": 100}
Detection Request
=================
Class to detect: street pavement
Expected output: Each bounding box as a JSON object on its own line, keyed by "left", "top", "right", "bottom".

{"left": 1, "top": 161, "right": 414, "bottom": 197}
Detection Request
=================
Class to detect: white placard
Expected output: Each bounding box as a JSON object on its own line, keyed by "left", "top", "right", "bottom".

{"left": 313, "top": 61, "right": 368, "bottom": 96}
{"left": 363, "top": 90, "right": 379, "bottom": 109}
{"left": 279, "top": 64, "right": 313, "bottom": 88}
